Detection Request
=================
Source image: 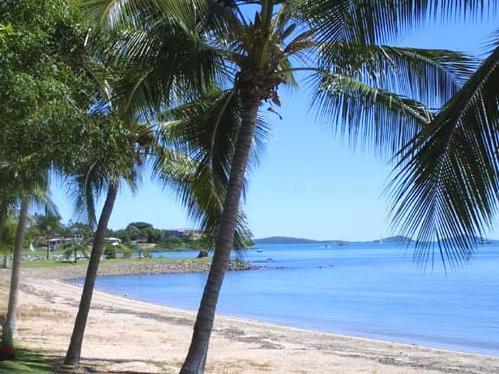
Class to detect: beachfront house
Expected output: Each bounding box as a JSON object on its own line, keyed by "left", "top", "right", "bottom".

{"left": 165, "top": 229, "right": 203, "bottom": 240}
{"left": 104, "top": 237, "right": 122, "bottom": 246}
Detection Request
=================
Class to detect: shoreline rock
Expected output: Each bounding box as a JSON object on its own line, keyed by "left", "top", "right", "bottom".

{"left": 11, "top": 258, "right": 257, "bottom": 280}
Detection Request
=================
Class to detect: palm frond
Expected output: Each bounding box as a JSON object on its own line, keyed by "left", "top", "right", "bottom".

{"left": 311, "top": 71, "right": 432, "bottom": 156}
{"left": 487, "top": 27, "right": 499, "bottom": 51}
{"left": 79, "top": 0, "right": 207, "bottom": 35}
{"left": 159, "top": 89, "right": 269, "bottom": 188}
{"left": 65, "top": 115, "right": 138, "bottom": 227}
{"left": 0, "top": 159, "right": 59, "bottom": 222}
{"left": 319, "top": 43, "right": 476, "bottom": 106}
{"left": 152, "top": 148, "right": 252, "bottom": 249}
{"left": 107, "top": 19, "right": 225, "bottom": 118}
{"left": 69, "top": 161, "right": 103, "bottom": 227}
{"left": 80, "top": 0, "right": 229, "bottom": 120}
{"left": 298, "top": 0, "right": 494, "bottom": 45}
{"left": 153, "top": 89, "right": 268, "bottom": 249}
{"left": 389, "top": 46, "right": 499, "bottom": 266}
{"left": 30, "top": 187, "right": 60, "bottom": 219}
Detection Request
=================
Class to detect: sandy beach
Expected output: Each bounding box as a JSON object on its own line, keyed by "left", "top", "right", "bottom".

{"left": 2, "top": 262, "right": 499, "bottom": 373}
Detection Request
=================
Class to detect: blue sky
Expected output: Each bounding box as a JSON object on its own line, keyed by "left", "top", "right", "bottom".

{"left": 51, "top": 15, "right": 498, "bottom": 241}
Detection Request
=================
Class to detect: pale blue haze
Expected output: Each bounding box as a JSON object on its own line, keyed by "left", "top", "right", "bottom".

{"left": 70, "top": 243, "right": 499, "bottom": 355}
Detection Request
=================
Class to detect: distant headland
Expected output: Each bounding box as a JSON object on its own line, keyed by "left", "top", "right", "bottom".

{"left": 254, "top": 236, "right": 413, "bottom": 245}
{"left": 253, "top": 235, "right": 497, "bottom": 245}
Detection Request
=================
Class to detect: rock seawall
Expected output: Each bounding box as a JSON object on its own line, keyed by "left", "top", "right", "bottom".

{"left": 11, "top": 258, "right": 255, "bottom": 280}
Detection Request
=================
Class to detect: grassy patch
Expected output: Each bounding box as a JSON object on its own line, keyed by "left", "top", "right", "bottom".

{"left": 20, "top": 260, "right": 87, "bottom": 268}
{"left": 0, "top": 347, "right": 52, "bottom": 373}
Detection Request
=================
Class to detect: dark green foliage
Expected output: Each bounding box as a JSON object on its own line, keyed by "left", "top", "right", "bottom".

{"left": 0, "top": 218, "right": 17, "bottom": 256}
{"left": 110, "top": 222, "right": 161, "bottom": 243}
{"left": 107, "top": 222, "right": 219, "bottom": 250}
{"left": 0, "top": 0, "right": 96, "bottom": 129}
{"left": 103, "top": 245, "right": 116, "bottom": 259}
{"left": 0, "top": 0, "right": 104, "bottom": 208}
{"left": 66, "top": 221, "right": 94, "bottom": 239}
{"left": 62, "top": 244, "right": 88, "bottom": 262}
{"left": 127, "top": 222, "right": 153, "bottom": 230}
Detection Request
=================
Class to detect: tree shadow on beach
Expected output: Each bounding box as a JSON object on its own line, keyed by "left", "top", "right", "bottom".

{"left": 0, "top": 347, "right": 52, "bottom": 373}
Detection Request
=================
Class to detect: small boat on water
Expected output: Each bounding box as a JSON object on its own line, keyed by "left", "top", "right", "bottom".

{"left": 256, "top": 249, "right": 263, "bottom": 253}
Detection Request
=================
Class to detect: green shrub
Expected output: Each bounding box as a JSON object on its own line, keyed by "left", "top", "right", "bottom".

{"left": 118, "top": 244, "right": 133, "bottom": 259}
{"left": 103, "top": 245, "right": 116, "bottom": 259}
{"left": 63, "top": 248, "right": 73, "bottom": 260}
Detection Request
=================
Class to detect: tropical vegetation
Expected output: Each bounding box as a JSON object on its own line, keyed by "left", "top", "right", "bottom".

{"left": 0, "top": 0, "right": 497, "bottom": 373}
{"left": 81, "top": 1, "right": 494, "bottom": 372}
{"left": 0, "top": 0, "right": 99, "bottom": 355}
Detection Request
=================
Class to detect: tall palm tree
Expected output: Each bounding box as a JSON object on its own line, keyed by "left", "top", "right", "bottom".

{"left": 0, "top": 193, "right": 29, "bottom": 358}
{"left": 63, "top": 116, "right": 150, "bottom": 365}
{"left": 63, "top": 107, "right": 251, "bottom": 364}
{"left": 0, "top": 163, "right": 58, "bottom": 356}
{"left": 82, "top": 1, "right": 490, "bottom": 372}
{"left": 390, "top": 29, "right": 499, "bottom": 267}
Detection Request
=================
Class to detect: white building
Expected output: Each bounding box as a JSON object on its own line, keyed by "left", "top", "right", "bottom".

{"left": 104, "top": 237, "right": 122, "bottom": 246}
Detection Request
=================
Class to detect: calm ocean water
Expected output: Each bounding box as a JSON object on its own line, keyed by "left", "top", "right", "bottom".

{"left": 71, "top": 243, "right": 499, "bottom": 355}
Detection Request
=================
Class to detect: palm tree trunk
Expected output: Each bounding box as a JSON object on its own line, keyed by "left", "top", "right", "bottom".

{"left": 1, "top": 195, "right": 29, "bottom": 346}
{"left": 64, "top": 183, "right": 118, "bottom": 365}
{"left": 180, "top": 97, "right": 259, "bottom": 373}
{"left": 0, "top": 203, "right": 9, "bottom": 269}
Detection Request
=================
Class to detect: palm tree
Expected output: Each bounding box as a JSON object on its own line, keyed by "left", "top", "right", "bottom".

{"left": 63, "top": 116, "right": 149, "bottom": 365}
{"left": 0, "top": 163, "right": 58, "bottom": 356}
{"left": 63, "top": 182, "right": 119, "bottom": 364}
{"left": 0, "top": 193, "right": 29, "bottom": 358}
{"left": 82, "top": 1, "right": 490, "bottom": 372}
{"left": 63, "top": 106, "right": 251, "bottom": 364}
{"left": 390, "top": 29, "right": 499, "bottom": 267}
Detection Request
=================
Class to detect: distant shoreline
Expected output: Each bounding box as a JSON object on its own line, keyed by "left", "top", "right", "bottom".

{"left": 254, "top": 235, "right": 414, "bottom": 245}
{"left": 253, "top": 235, "right": 498, "bottom": 245}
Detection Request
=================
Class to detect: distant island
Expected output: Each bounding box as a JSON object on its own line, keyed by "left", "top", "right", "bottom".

{"left": 253, "top": 235, "right": 498, "bottom": 246}
{"left": 254, "top": 236, "right": 413, "bottom": 245}
{"left": 372, "top": 236, "right": 414, "bottom": 244}
{"left": 253, "top": 236, "right": 319, "bottom": 244}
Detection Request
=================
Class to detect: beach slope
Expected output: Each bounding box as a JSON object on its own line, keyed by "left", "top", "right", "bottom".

{"left": 1, "top": 266, "right": 499, "bottom": 373}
